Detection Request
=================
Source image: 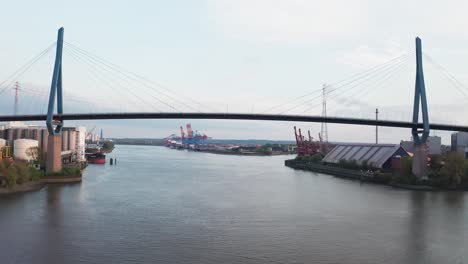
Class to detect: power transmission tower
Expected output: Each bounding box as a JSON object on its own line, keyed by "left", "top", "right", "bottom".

{"left": 321, "top": 84, "right": 328, "bottom": 143}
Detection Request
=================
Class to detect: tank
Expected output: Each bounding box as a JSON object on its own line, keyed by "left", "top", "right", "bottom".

{"left": 69, "top": 131, "right": 76, "bottom": 151}
{"left": 37, "top": 129, "right": 43, "bottom": 150}
{"left": 15, "top": 128, "right": 23, "bottom": 140}
{"left": 7, "top": 129, "right": 13, "bottom": 142}
{"left": 63, "top": 130, "right": 69, "bottom": 151}
{"left": 42, "top": 133, "right": 48, "bottom": 154}
{"left": 13, "top": 139, "right": 39, "bottom": 161}
{"left": 0, "top": 138, "right": 6, "bottom": 148}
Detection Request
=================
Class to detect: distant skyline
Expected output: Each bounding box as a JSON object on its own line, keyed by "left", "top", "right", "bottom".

{"left": 1, "top": 0, "right": 468, "bottom": 144}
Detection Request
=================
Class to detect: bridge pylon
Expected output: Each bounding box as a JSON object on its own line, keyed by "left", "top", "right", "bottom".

{"left": 46, "top": 27, "right": 64, "bottom": 173}
{"left": 411, "top": 37, "right": 430, "bottom": 179}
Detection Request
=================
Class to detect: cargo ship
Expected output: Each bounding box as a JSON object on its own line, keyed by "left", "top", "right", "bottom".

{"left": 86, "top": 152, "right": 106, "bottom": 164}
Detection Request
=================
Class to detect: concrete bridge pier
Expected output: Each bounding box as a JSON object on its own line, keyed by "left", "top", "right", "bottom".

{"left": 46, "top": 135, "right": 62, "bottom": 173}
{"left": 412, "top": 143, "right": 428, "bottom": 179}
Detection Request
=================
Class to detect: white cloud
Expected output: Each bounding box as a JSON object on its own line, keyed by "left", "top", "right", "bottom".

{"left": 207, "top": 0, "right": 468, "bottom": 45}
{"left": 207, "top": 0, "right": 369, "bottom": 44}
{"left": 336, "top": 43, "right": 407, "bottom": 69}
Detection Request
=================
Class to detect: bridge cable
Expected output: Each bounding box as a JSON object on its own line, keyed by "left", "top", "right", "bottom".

{"left": 263, "top": 53, "right": 408, "bottom": 113}
{"left": 66, "top": 48, "right": 163, "bottom": 112}
{"left": 0, "top": 42, "right": 56, "bottom": 95}
{"left": 65, "top": 42, "right": 217, "bottom": 112}
{"left": 423, "top": 53, "right": 468, "bottom": 100}
{"left": 64, "top": 42, "right": 211, "bottom": 113}
{"left": 277, "top": 54, "right": 409, "bottom": 114}
{"left": 278, "top": 54, "right": 409, "bottom": 114}
{"left": 317, "top": 59, "right": 412, "bottom": 119}
{"left": 65, "top": 45, "right": 182, "bottom": 112}
{"left": 64, "top": 49, "right": 144, "bottom": 113}
{"left": 300, "top": 58, "right": 411, "bottom": 116}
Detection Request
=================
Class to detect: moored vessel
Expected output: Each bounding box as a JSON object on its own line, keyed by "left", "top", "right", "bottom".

{"left": 86, "top": 152, "right": 106, "bottom": 164}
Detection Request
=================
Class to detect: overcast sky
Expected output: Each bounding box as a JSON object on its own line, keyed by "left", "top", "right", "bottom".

{"left": 1, "top": 0, "right": 468, "bottom": 143}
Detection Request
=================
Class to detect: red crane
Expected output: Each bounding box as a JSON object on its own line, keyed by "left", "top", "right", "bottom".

{"left": 186, "top": 123, "right": 194, "bottom": 138}
{"left": 294, "top": 126, "right": 320, "bottom": 156}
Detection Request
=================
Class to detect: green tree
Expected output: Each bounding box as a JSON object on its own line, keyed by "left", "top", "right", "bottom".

{"left": 439, "top": 152, "right": 466, "bottom": 189}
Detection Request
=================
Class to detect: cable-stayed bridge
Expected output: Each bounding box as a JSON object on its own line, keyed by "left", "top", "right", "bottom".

{"left": 1, "top": 27, "right": 468, "bottom": 176}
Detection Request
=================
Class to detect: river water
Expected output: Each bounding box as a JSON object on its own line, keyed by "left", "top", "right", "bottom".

{"left": 1, "top": 145, "right": 468, "bottom": 264}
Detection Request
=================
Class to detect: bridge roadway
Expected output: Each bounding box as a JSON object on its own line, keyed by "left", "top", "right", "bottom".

{"left": 0, "top": 112, "right": 467, "bottom": 132}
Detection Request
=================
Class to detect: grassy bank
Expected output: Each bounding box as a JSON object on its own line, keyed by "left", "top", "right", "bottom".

{"left": 0, "top": 160, "right": 82, "bottom": 192}
{"left": 286, "top": 152, "right": 468, "bottom": 191}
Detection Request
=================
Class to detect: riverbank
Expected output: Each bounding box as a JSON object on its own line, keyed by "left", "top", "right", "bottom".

{"left": 0, "top": 174, "right": 82, "bottom": 195}
{"left": 41, "top": 174, "right": 82, "bottom": 184}
{"left": 0, "top": 181, "right": 44, "bottom": 195}
{"left": 284, "top": 159, "right": 437, "bottom": 191}
{"left": 200, "top": 149, "right": 290, "bottom": 156}
{"left": 1, "top": 164, "right": 84, "bottom": 195}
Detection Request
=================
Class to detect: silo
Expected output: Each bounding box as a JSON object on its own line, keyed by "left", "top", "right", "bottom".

{"left": 13, "top": 139, "right": 39, "bottom": 161}
{"left": 37, "top": 129, "right": 43, "bottom": 150}
{"left": 69, "top": 131, "right": 76, "bottom": 152}
{"left": 42, "top": 131, "right": 48, "bottom": 154}
{"left": 0, "top": 138, "right": 6, "bottom": 148}
{"left": 15, "top": 128, "right": 22, "bottom": 140}
{"left": 31, "top": 128, "right": 37, "bottom": 140}
{"left": 6, "top": 129, "right": 13, "bottom": 142}
{"left": 63, "top": 130, "right": 69, "bottom": 151}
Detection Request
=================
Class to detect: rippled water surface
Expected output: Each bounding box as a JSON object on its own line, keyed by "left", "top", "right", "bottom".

{"left": 1, "top": 145, "right": 468, "bottom": 264}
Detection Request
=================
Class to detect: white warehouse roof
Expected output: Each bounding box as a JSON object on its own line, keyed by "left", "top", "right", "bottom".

{"left": 323, "top": 143, "right": 408, "bottom": 169}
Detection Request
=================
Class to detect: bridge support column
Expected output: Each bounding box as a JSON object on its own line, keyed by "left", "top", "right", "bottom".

{"left": 45, "top": 27, "right": 64, "bottom": 173}
{"left": 412, "top": 143, "right": 428, "bottom": 179}
{"left": 46, "top": 135, "right": 62, "bottom": 173}
{"left": 411, "top": 37, "right": 430, "bottom": 179}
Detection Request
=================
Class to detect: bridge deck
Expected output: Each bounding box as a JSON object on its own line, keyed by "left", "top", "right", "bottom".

{"left": 0, "top": 112, "right": 466, "bottom": 132}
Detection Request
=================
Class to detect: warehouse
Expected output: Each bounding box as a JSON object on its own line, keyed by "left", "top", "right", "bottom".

{"left": 322, "top": 143, "right": 409, "bottom": 170}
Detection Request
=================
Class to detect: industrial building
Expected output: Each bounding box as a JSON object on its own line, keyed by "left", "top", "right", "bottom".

{"left": 400, "top": 136, "right": 441, "bottom": 155}
{"left": 322, "top": 143, "right": 409, "bottom": 170}
{"left": 0, "top": 122, "right": 86, "bottom": 162}
{"left": 451, "top": 132, "right": 468, "bottom": 157}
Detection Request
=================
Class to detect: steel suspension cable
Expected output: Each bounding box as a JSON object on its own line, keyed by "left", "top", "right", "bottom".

{"left": 66, "top": 48, "right": 162, "bottom": 112}
{"left": 0, "top": 43, "right": 56, "bottom": 95}
{"left": 64, "top": 42, "right": 209, "bottom": 112}
{"left": 263, "top": 53, "right": 408, "bottom": 113}
{"left": 66, "top": 45, "right": 179, "bottom": 112}
{"left": 279, "top": 55, "right": 409, "bottom": 114}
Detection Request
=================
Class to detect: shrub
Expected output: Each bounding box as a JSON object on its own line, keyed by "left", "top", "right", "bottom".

{"left": 5, "top": 172, "right": 17, "bottom": 189}
{"left": 45, "top": 166, "right": 81, "bottom": 177}
{"left": 401, "top": 156, "right": 413, "bottom": 177}
{"left": 309, "top": 153, "right": 324, "bottom": 162}
{"left": 438, "top": 152, "right": 465, "bottom": 189}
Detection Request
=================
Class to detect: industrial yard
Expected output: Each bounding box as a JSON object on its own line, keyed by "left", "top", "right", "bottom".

{"left": 0, "top": 122, "right": 111, "bottom": 193}
{"left": 164, "top": 123, "right": 294, "bottom": 156}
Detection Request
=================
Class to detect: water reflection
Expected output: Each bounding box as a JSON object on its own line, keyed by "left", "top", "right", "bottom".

{"left": 406, "top": 192, "right": 429, "bottom": 262}
{"left": 1, "top": 146, "right": 468, "bottom": 264}
{"left": 46, "top": 185, "right": 63, "bottom": 227}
